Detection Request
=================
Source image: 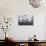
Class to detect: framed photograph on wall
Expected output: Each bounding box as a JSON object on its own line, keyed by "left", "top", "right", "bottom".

{"left": 18, "top": 15, "right": 34, "bottom": 25}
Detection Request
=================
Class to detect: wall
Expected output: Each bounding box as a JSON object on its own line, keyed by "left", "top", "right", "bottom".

{"left": 8, "top": 15, "right": 45, "bottom": 40}
{"left": 0, "top": 15, "right": 45, "bottom": 40}
{"left": 0, "top": 0, "right": 46, "bottom": 40}
{"left": 44, "top": 16, "right": 46, "bottom": 40}
{"left": 0, "top": 0, "right": 46, "bottom": 16}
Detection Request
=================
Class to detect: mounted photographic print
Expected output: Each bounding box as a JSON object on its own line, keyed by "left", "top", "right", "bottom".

{"left": 18, "top": 15, "right": 34, "bottom": 25}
